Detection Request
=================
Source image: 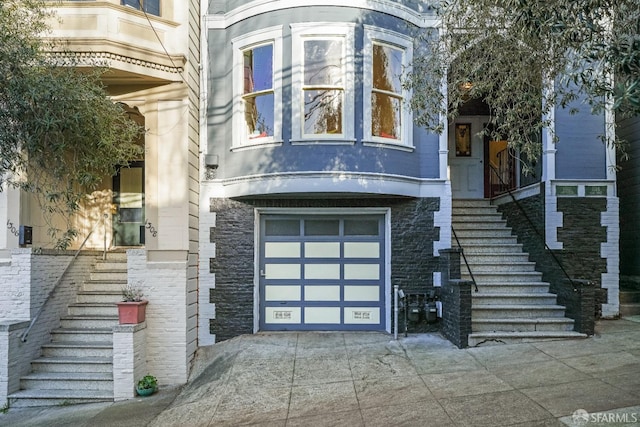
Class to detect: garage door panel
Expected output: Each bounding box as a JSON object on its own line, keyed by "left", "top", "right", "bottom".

{"left": 344, "top": 307, "right": 380, "bottom": 324}
{"left": 304, "top": 285, "right": 341, "bottom": 301}
{"left": 344, "top": 285, "right": 379, "bottom": 302}
{"left": 344, "top": 264, "right": 380, "bottom": 280}
{"left": 304, "top": 263, "right": 341, "bottom": 279}
{"left": 265, "top": 285, "right": 301, "bottom": 301}
{"left": 260, "top": 215, "right": 385, "bottom": 331}
{"left": 265, "top": 307, "right": 301, "bottom": 324}
{"left": 264, "top": 263, "right": 301, "bottom": 279}
{"left": 304, "top": 307, "right": 341, "bottom": 324}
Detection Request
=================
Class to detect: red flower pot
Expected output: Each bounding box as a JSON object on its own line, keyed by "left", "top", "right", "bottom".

{"left": 116, "top": 300, "right": 148, "bottom": 324}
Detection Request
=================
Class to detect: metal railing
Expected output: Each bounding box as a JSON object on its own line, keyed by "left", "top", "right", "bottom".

{"left": 451, "top": 226, "right": 479, "bottom": 292}
{"left": 488, "top": 164, "right": 575, "bottom": 288}
{"left": 20, "top": 213, "right": 109, "bottom": 342}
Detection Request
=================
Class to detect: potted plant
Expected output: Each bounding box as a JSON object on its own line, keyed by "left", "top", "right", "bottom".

{"left": 116, "top": 283, "right": 148, "bottom": 324}
{"left": 136, "top": 374, "right": 158, "bottom": 397}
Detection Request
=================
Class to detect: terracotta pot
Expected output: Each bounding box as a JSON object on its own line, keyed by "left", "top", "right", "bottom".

{"left": 116, "top": 300, "right": 148, "bottom": 324}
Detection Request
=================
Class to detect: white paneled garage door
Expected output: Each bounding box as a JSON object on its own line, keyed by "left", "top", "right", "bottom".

{"left": 259, "top": 214, "right": 386, "bottom": 331}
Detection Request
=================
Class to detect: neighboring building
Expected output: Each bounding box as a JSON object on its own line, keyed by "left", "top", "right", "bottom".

{"left": 1, "top": 0, "right": 200, "bottom": 406}
{"left": 199, "top": 0, "right": 619, "bottom": 344}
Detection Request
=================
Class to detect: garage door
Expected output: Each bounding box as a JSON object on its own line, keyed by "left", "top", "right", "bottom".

{"left": 259, "top": 214, "right": 386, "bottom": 331}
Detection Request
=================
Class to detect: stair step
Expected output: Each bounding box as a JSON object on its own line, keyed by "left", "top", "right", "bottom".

{"left": 456, "top": 236, "right": 520, "bottom": 245}
{"left": 21, "top": 372, "right": 113, "bottom": 391}
{"left": 452, "top": 214, "right": 505, "bottom": 222}
{"left": 620, "top": 291, "right": 640, "bottom": 303}
{"left": 42, "top": 341, "right": 113, "bottom": 358}
{"left": 102, "top": 252, "right": 127, "bottom": 261}
{"left": 473, "top": 318, "right": 575, "bottom": 332}
{"left": 472, "top": 304, "right": 567, "bottom": 319}
{"left": 60, "top": 315, "right": 118, "bottom": 329}
{"left": 461, "top": 244, "right": 525, "bottom": 254}
{"left": 51, "top": 328, "right": 113, "bottom": 343}
{"left": 76, "top": 291, "right": 122, "bottom": 304}
{"left": 463, "top": 271, "right": 543, "bottom": 283}
{"left": 453, "top": 228, "right": 515, "bottom": 238}
{"left": 466, "top": 262, "right": 537, "bottom": 272}
{"left": 83, "top": 279, "right": 127, "bottom": 292}
{"left": 474, "top": 283, "right": 551, "bottom": 293}
{"left": 472, "top": 293, "right": 559, "bottom": 305}
{"left": 94, "top": 261, "right": 127, "bottom": 271}
{"left": 8, "top": 388, "right": 113, "bottom": 408}
{"left": 468, "top": 331, "right": 587, "bottom": 346}
{"left": 620, "top": 303, "right": 640, "bottom": 317}
{"left": 31, "top": 356, "right": 112, "bottom": 373}
{"left": 464, "top": 253, "right": 530, "bottom": 263}
{"left": 90, "top": 271, "right": 128, "bottom": 281}
{"left": 68, "top": 302, "right": 118, "bottom": 316}
{"left": 452, "top": 220, "right": 508, "bottom": 229}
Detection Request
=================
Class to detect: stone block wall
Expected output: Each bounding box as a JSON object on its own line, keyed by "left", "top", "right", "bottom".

{"left": 207, "top": 197, "right": 441, "bottom": 342}
{"left": 497, "top": 193, "right": 610, "bottom": 320}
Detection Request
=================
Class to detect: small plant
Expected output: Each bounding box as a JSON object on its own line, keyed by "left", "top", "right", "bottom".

{"left": 121, "top": 283, "right": 144, "bottom": 302}
{"left": 137, "top": 375, "right": 158, "bottom": 390}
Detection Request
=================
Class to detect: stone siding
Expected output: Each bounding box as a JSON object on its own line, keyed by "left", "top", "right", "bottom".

{"left": 208, "top": 197, "right": 441, "bottom": 341}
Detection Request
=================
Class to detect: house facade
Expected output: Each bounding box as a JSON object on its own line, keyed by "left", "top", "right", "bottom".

{"left": 198, "top": 0, "right": 619, "bottom": 344}
{"left": 0, "top": 0, "right": 622, "bottom": 408}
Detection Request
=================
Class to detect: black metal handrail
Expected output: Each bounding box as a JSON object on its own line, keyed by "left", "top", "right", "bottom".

{"left": 451, "top": 226, "right": 479, "bottom": 292}
{"left": 488, "top": 164, "right": 575, "bottom": 288}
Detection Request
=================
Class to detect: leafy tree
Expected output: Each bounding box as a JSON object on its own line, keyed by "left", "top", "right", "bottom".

{"left": 0, "top": 0, "right": 143, "bottom": 248}
{"left": 407, "top": 0, "right": 639, "bottom": 167}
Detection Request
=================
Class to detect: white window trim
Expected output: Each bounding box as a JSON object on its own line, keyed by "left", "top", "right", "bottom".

{"left": 232, "top": 26, "right": 283, "bottom": 150}
{"left": 362, "top": 25, "right": 414, "bottom": 150}
{"left": 290, "top": 23, "right": 356, "bottom": 144}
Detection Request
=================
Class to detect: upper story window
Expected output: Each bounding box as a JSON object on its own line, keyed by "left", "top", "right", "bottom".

{"left": 363, "top": 26, "right": 413, "bottom": 149}
{"left": 232, "top": 26, "right": 283, "bottom": 149}
{"left": 122, "top": 0, "right": 160, "bottom": 16}
{"left": 291, "top": 23, "right": 355, "bottom": 144}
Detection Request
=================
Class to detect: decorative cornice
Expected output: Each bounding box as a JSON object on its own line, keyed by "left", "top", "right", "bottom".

{"left": 48, "top": 51, "right": 184, "bottom": 75}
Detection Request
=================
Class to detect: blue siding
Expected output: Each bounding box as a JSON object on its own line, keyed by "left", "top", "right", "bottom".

{"left": 206, "top": 6, "right": 441, "bottom": 186}
{"left": 554, "top": 101, "right": 607, "bottom": 180}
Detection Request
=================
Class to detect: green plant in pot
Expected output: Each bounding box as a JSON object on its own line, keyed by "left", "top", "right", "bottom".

{"left": 136, "top": 375, "right": 158, "bottom": 397}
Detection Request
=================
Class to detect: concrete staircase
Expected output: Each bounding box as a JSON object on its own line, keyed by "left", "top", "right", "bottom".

{"left": 620, "top": 277, "right": 640, "bottom": 317}
{"left": 452, "top": 199, "right": 587, "bottom": 346}
{"left": 9, "top": 252, "right": 127, "bottom": 407}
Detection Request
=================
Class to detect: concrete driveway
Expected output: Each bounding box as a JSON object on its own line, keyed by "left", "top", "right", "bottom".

{"left": 3, "top": 318, "right": 640, "bottom": 426}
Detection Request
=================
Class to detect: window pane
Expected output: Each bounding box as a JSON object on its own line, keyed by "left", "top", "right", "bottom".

{"left": 304, "top": 89, "right": 343, "bottom": 135}
{"left": 344, "top": 219, "right": 380, "bottom": 236}
{"left": 304, "top": 40, "right": 343, "bottom": 86}
{"left": 373, "top": 44, "right": 402, "bottom": 94}
{"left": 143, "top": 0, "right": 160, "bottom": 15}
{"left": 265, "top": 220, "right": 300, "bottom": 236}
{"left": 372, "top": 92, "right": 401, "bottom": 139}
{"left": 244, "top": 44, "right": 273, "bottom": 94}
{"left": 244, "top": 93, "right": 274, "bottom": 138}
{"left": 304, "top": 220, "right": 339, "bottom": 236}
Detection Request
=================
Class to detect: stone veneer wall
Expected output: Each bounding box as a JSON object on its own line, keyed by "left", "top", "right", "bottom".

{"left": 208, "top": 197, "right": 441, "bottom": 342}
{"left": 497, "top": 194, "right": 608, "bottom": 317}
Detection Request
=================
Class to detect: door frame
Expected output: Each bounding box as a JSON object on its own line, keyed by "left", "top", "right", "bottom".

{"left": 112, "top": 161, "right": 145, "bottom": 247}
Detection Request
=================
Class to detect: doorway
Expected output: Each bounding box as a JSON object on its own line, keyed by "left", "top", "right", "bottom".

{"left": 112, "top": 161, "right": 144, "bottom": 246}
